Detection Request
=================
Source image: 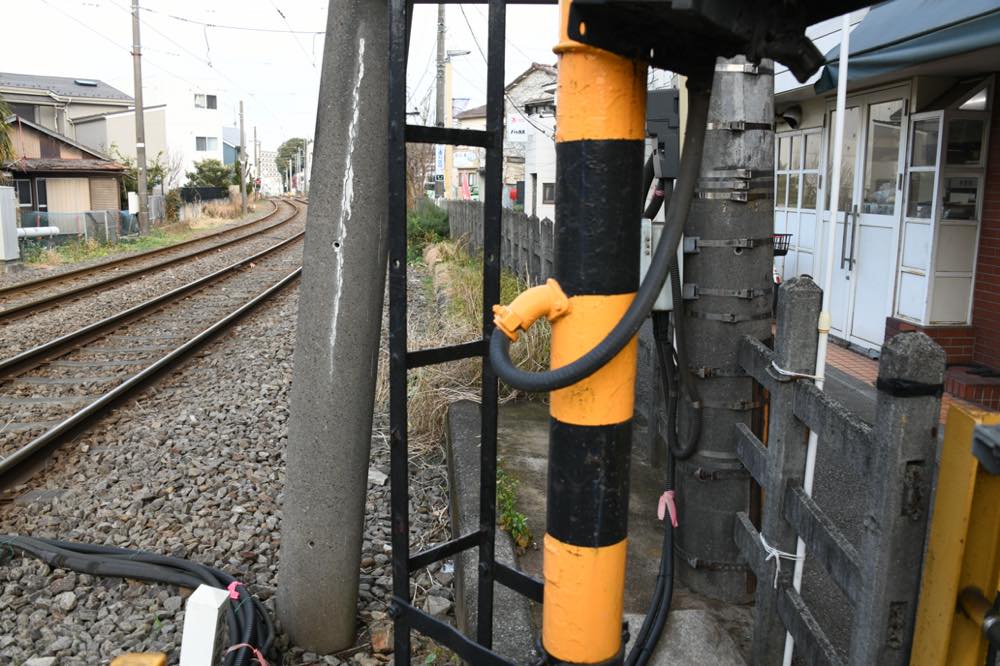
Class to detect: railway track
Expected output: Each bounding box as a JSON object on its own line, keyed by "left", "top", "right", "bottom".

{"left": 0, "top": 198, "right": 301, "bottom": 322}
{"left": 0, "top": 203, "right": 307, "bottom": 492}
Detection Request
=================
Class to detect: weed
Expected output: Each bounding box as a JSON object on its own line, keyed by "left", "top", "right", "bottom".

{"left": 497, "top": 468, "right": 532, "bottom": 551}
{"left": 407, "top": 200, "right": 449, "bottom": 262}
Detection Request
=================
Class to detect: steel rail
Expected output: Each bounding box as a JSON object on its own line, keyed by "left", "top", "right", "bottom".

{"left": 0, "top": 228, "right": 305, "bottom": 379}
{"left": 0, "top": 266, "right": 302, "bottom": 491}
{"left": 0, "top": 197, "right": 289, "bottom": 305}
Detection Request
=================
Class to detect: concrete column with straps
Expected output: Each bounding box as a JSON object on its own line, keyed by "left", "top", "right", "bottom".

{"left": 676, "top": 55, "right": 775, "bottom": 603}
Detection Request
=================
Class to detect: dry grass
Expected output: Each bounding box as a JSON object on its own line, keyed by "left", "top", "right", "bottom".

{"left": 376, "top": 241, "right": 551, "bottom": 454}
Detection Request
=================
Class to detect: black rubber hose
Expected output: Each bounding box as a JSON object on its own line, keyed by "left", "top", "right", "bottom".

{"left": 625, "top": 312, "right": 675, "bottom": 666}
{"left": 668, "top": 251, "right": 702, "bottom": 460}
{"left": 1, "top": 536, "right": 276, "bottom": 665}
{"left": 490, "top": 84, "right": 710, "bottom": 392}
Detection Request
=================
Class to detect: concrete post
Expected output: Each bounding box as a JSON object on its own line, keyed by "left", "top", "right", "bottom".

{"left": 751, "top": 277, "right": 821, "bottom": 663}
{"left": 850, "top": 332, "right": 945, "bottom": 665}
{"left": 676, "top": 56, "right": 774, "bottom": 602}
{"left": 276, "top": 0, "right": 387, "bottom": 651}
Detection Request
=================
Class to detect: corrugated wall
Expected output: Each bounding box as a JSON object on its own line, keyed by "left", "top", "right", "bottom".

{"left": 89, "top": 177, "right": 119, "bottom": 211}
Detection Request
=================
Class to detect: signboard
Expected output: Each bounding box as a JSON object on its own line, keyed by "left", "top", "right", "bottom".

{"left": 453, "top": 150, "right": 480, "bottom": 169}
{"left": 507, "top": 113, "right": 528, "bottom": 143}
{"left": 434, "top": 174, "right": 444, "bottom": 182}
{"left": 434, "top": 145, "right": 446, "bottom": 175}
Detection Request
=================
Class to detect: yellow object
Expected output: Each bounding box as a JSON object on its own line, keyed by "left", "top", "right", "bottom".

{"left": 110, "top": 654, "right": 167, "bottom": 666}
{"left": 553, "top": 0, "right": 647, "bottom": 142}
{"left": 911, "top": 404, "right": 1000, "bottom": 665}
{"left": 542, "top": 534, "right": 628, "bottom": 663}
{"left": 492, "top": 278, "right": 571, "bottom": 341}
{"left": 549, "top": 293, "right": 637, "bottom": 426}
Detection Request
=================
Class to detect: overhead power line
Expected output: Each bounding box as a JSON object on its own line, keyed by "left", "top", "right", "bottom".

{"left": 139, "top": 5, "right": 325, "bottom": 35}
{"left": 266, "top": 0, "right": 318, "bottom": 69}
{"left": 457, "top": 5, "right": 555, "bottom": 140}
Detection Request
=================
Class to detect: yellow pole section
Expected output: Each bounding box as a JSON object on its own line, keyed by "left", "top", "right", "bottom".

{"left": 911, "top": 405, "right": 1000, "bottom": 665}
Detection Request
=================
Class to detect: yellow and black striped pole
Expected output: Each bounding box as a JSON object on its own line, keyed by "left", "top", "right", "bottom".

{"left": 494, "top": 3, "right": 647, "bottom": 662}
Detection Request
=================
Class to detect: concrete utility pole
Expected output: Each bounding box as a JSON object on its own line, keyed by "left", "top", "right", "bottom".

{"left": 433, "top": 3, "right": 446, "bottom": 197}
{"left": 287, "top": 158, "right": 292, "bottom": 193}
{"left": 253, "top": 126, "right": 259, "bottom": 198}
{"left": 239, "top": 100, "right": 247, "bottom": 217}
{"left": 675, "top": 56, "right": 775, "bottom": 603}
{"left": 303, "top": 139, "right": 311, "bottom": 196}
{"left": 130, "top": 0, "right": 150, "bottom": 234}
{"left": 276, "top": 0, "right": 388, "bottom": 651}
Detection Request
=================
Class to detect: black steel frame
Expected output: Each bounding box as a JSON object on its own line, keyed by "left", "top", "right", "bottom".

{"left": 387, "top": 0, "right": 548, "bottom": 663}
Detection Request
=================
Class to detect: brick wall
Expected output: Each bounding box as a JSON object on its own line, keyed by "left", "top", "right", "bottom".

{"left": 885, "top": 318, "right": 975, "bottom": 365}
{"left": 971, "top": 89, "right": 1000, "bottom": 369}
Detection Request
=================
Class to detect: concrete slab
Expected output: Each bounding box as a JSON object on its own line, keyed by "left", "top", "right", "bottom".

{"left": 624, "top": 610, "right": 746, "bottom": 665}
{"left": 446, "top": 400, "right": 540, "bottom": 664}
{"left": 496, "top": 401, "right": 754, "bottom": 661}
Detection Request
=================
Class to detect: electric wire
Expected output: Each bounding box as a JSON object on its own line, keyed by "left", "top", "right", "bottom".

{"left": 1, "top": 535, "right": 279, "bottom": 666}
{"left": 457, "top": 4, "right": 556, "bottom": 140}
{"left": 138, "top": 5, "right": 325, "bottom": 34}
{"left": 265, "top": 0, "right": 318, "bottom": 69}
{"left": 490, "top": 82, "right": 711, "bottom": 392}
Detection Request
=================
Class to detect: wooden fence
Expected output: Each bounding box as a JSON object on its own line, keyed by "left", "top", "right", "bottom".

{"left": 445, "top": 200, "right": 554, "bottom": 287}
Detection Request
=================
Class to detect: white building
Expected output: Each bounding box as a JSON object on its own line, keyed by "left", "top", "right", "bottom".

{"left": 257, "top": 148, "right": 283, "bottom": 196}
{"left": 143, "top": 80, "right": 226, "bottom": 183}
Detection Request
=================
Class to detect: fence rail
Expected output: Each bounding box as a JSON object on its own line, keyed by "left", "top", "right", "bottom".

{"left": 735, "top": 276, "right": 946, "bottom": 665}
{"left": 446, "top": 200, "right": 554, "bottom": 287}
{"left": 18, "top": 210, "right": 127, "bottom": 244}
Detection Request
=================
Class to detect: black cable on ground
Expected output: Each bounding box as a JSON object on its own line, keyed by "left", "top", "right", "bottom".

{"left": 490, "top": 81, "right": 711, "bottom": 393}
{"left": 0, "top": 535, "right": 278, "bottom": 666}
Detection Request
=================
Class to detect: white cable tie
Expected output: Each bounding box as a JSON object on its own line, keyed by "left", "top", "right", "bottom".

{"left": 760, "top": 534, "right": 803, "bottom": 589}
{"left": 770, "top": 360, "right": 822, "bottom": 382}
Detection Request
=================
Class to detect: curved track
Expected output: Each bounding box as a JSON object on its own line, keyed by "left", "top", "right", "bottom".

{"left": 0, "top": 201, "right": 307, "bottom": 491}
{"left": 0, "top": 199, "right": 301, "bottom": 322}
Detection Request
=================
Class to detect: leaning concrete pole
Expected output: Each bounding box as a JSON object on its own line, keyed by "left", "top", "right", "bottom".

{"left": 675, "top": 55, "right": 774, "bottom": 603}
{"left": 277, "top": 0, "right": 387, "bottom": 651}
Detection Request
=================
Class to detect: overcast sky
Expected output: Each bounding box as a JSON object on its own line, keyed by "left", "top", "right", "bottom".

{"left": 5, "top": 0, "right": 560, "bottom": 150}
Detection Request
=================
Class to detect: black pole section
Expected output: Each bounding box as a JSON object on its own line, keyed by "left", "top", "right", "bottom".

{"left": 476, "top": 0, "right": 507, "bottom": 648}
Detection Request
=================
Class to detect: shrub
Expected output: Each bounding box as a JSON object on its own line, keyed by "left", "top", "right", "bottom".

{"left": 165, "top": 189, "right": 182, "bottom": 222}
{"left": 407, "top": 200, "right": 449, "bottom": 261}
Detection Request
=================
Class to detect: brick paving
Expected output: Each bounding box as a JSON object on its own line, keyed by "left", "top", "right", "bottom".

{"left": 825, "top": 342, "right": 973, "bottom": 423}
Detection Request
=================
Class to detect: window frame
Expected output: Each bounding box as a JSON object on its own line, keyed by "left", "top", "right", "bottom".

{"left": 775, "top": 128, "right": 821, "bottom": 212}
{"left": 542, "top": 182, "right": 555, "bottom": 204}
{"left": 13, "top": 179, "right": 32, "bottom": 208}
{"left": 195, "top": 136, "right": 218, "bottom": 152}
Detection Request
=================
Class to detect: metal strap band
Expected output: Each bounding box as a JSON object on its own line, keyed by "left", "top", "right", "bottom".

{"left": 714, "top": 62, "right": 774, "bottom": 76}
{"left": 685, "top": 284, "right": 772, "bottom": 300}
{"left": 688, "top": 236, "right": 775, "bottom": 250}
{"left": 705, "top": 121, "right": 775, "bottom": 132}
{"left": 875, "top": 377, "right": 944, "bottom": 398}
{"left": 690, "top": 365, "right": 747, "bottom": 379}
{"left": 700, "top": 399, "right": 763, "bottom": 411}
{"left": 674, "top": 543, "right": 749, "bottom": 572}
{"left": 685, "top": 309, "right": 772, "bottom": 324}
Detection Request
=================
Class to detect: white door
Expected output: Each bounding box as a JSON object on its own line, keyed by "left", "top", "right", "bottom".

{"left": 822, "top": 88, "right": 908, "bottom": 351}
{"left": 821, "top": 105, "right": 861, "bottom": 339}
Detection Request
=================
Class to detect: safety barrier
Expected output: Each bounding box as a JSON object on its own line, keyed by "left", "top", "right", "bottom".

{"left": 445, "top": 200, "right": 554, "bottom": 287}
{"left": 734, "top": 276, "right": 946, "bottom": 665}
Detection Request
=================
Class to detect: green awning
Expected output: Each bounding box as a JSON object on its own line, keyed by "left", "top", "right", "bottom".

{"left": 816, "top": 0, "right": 1000, "bottom": 93}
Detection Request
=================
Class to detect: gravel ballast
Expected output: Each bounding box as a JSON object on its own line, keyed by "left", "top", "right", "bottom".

{"left": 0, "top": 265, "right": 454, "bottom": 665}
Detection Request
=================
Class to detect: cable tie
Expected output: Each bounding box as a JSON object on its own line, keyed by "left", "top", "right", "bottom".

{"left": 759, "top": 534, "right": 802, "bottom": 589}
{"left": 226, "top": 580, "right": 243, "bottom": 600}
{"left": 225, "top": 642, "right": 270, "bottom": 666}
{"left": 770, "top": 360, "right": 821, "bottom": 382}
{"left": 657, "top": 490, "right": 678, "bottom": 528}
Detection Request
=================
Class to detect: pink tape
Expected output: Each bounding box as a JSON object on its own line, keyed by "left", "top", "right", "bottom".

{"left": 657, "top": 491, "right": 678, "bottom": 528}
{"left": 225, "top": 642, "right": 269, "bottom": 666}
{"left": 227, "top": 581, "right": 242, "bottom": 600}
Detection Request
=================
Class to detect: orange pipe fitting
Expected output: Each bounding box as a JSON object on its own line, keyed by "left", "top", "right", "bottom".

{"left": 492, "top": 278, "right": 571, "bottom": 341}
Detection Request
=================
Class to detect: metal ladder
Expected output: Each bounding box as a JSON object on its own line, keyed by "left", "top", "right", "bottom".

{"left": 387, "top": 1, "right": 543, "bottom": 663}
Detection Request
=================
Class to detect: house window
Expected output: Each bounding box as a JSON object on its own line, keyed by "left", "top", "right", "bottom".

{"left": 542, "top": 182, "right": 555, "bottom": 204}
{"left": 775, "top": 130, "right": 821, "bottom": 210}
{"left": 14, "top": 179, "right": 32, "bottom": 208}
{"left": 195, "top": 136, "right": 218, "bottom": 151}
{"left": 9, "top": 102, "right": 35, "bottom": 121}
{"left": 194, "top": 94, "right": 218, "bottom": 109}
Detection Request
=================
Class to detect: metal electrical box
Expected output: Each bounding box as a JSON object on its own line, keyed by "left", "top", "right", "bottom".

{"left": 647, "top": 89, "right": 680, "bottom": 180}
{"left": 640, "top": 217, "right": 683, "bottom": 311}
